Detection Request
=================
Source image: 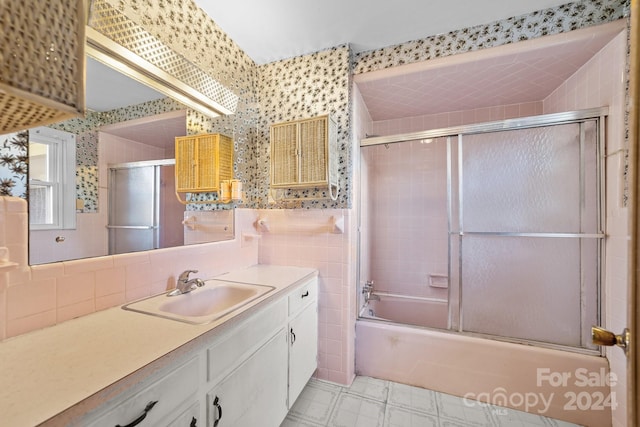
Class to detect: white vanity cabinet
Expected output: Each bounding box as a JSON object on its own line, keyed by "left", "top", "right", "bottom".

{"left": 79, "top": 271, "right": 318, "bottom": 427}
{"left": 287, "top": 278, "right": 319, "bottom": 407}
{"left": 205, "top": 276, "right": 318, "bottom": 424}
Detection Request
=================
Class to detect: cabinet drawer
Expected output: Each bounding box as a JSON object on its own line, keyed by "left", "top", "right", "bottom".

{"left": 207, "top": 298, "right": 286, "bottom": 382}
{"left": 288, "top": 278, "right": 317, "bottom": 316}
{"left": 87, "top": 356, "right": 200, "bottom": 427}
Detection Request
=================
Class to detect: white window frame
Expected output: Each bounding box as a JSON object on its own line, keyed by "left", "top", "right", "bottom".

{"left": 29, "top": 127, "right": 76, "bottom": 230}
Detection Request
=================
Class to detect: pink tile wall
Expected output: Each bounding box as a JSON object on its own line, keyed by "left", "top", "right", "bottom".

{"left": 544, "top": 30, "right": 628, "bottom": 427}
{"left": 0, "top": 201, "right": 259, "bottom": 341}
{"left": 370, "top": 101, "right": 543, "bottom": 136}
{"left": 361, "top": 139, "right": 448, "bottom": 300}
{"left": 255, "top": 208, "right": 355, "bottom": 385}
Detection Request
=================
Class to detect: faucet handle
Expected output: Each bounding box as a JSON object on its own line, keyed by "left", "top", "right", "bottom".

{"left": 362, "top": 280, "right": 374, "bottom": 292}
{"left": 179, "top": 269, "right": 198, "bottom": 281}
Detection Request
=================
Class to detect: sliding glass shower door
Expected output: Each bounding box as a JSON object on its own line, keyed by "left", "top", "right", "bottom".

{"left": 359, "top": 108, "right": 605, "bottom": 352}
{"left": 449, "top": 120, "right": 602, "bottom": 350}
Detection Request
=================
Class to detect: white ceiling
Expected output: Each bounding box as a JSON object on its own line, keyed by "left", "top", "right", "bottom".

{"left": 194, "top": 0, "right": 571, "bottom": 65}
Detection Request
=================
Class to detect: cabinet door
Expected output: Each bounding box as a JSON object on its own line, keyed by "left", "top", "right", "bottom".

{"left": 207, "top": 329, "right": 288, "bottom": 426}
{"left": 175, "top": 136, "right": 198, "bottom": 192}
{"left": 299, "top": 117, "right": 328, "bottom": 184}
{"left": 270, "top": 122, "right": 299, "bottom": 186}
{"left": 289, "top": 303, "right": 318, "bottom": 407}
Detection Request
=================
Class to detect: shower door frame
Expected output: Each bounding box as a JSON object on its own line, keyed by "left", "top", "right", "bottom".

{"left": 359, "top": 106, "right": 608, "bottom": 355}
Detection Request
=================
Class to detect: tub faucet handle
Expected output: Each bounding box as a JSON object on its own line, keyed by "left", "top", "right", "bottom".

{"left": 363, "top": 280, "right": 374, "bottom": 293}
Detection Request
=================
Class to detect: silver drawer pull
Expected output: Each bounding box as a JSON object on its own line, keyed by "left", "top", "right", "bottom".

{"left": 115, "top": 400, "right": 158, "bottom": 427}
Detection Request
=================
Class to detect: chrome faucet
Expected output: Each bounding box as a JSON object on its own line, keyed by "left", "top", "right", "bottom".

{"left": 168, "top": 269, "right": 205, "bottom": 296}
{"left": 362, "top": 280, "right": 380, "bottom": 302}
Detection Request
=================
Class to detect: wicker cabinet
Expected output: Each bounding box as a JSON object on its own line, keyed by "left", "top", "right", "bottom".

{"left": 175, "top": 133, "right": 233, "bottom": 194}
{"left": 269, "top": 115, "right": 339, "bottom": 200}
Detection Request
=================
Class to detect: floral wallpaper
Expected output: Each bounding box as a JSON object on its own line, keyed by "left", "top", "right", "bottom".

{"left": 105, "top": 0, "right": 260, "bottom": 211}
{"left": 256, "top": 46, "right": 352, "bottom": 209}
{"left": 0, "top": 131, "right": 28, "bottom": 198}
{"left": 4, "top": 0, "right": 630, "bottom": 213}
{"left": 353, "top": 0, "right": 629, "bottom": 74}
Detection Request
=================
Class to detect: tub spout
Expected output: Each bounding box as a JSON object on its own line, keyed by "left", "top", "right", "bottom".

{"left": 367, "top": 293, "right": 381, "bottom": 302}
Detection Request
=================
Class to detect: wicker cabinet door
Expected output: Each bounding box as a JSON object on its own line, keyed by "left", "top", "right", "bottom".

{"left": 270, "top": 122, "right": 299, "bottom": 187}
{"left": 195, "top": 134, "right": 218, "bottom": 190}
{"left": 299, "top": 118, "right": 328, "bottom": 184}
{"left": 175, "top": 136, "right": 198, "bottom": 192}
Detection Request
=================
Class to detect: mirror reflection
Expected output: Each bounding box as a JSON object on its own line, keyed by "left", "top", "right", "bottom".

{"left": 14, "top": 55, "right": 234, "bottom": 265}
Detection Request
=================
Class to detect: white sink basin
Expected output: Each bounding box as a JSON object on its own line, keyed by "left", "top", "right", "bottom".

{"left": 122, "top": 280, "right": 275, "bottom": 324}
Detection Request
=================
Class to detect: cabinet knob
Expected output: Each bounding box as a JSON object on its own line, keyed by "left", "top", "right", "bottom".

{"left": 290, "top": 328, "right": 296, "bottom": 345}
{"left": 301, "top": 291, "right": 309, "bottom": 298}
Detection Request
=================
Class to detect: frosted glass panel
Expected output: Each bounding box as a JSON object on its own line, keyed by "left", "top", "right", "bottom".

{"left": 461, "top": 123, "right": 596, "bottom": 233}
{"left": 460, "top": 236, "right": 598, "bottom": 347}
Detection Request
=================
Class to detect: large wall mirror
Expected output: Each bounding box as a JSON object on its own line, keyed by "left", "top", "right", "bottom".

{"left": 3, "top": 10, "right": 239, "bottom": 265}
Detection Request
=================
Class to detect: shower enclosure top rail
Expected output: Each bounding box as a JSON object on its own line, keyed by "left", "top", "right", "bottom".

{"left": 360, "top": 106, "right": 609, "bottom": 147}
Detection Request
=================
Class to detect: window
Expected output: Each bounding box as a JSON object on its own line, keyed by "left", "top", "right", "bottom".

{"left": 28, "top": 127, "right": 76, "bottom": 230}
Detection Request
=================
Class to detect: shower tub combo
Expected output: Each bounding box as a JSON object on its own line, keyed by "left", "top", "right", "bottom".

{"left": 357, "top": 108, "right": 612, "bottom": 427}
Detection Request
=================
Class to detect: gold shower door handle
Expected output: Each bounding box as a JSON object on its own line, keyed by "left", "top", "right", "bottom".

{"left": 591, "top": 326, "right": 630, "bottom": 356}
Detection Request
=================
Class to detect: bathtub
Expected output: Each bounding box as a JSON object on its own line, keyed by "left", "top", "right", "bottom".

{"left": 360, "top": 293, "right": 448, "bottom": 329}
{"left": 355, "top": 320, "right": 612, "bottom": 427}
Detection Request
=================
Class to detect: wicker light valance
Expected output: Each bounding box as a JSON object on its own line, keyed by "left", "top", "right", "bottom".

{"left": 0, "top": 0, "right": 85, "bottom": 133}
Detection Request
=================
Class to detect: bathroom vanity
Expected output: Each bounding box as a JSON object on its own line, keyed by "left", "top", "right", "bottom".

{"left": 0, "top": 264, "right": 318, "bottom": 427}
